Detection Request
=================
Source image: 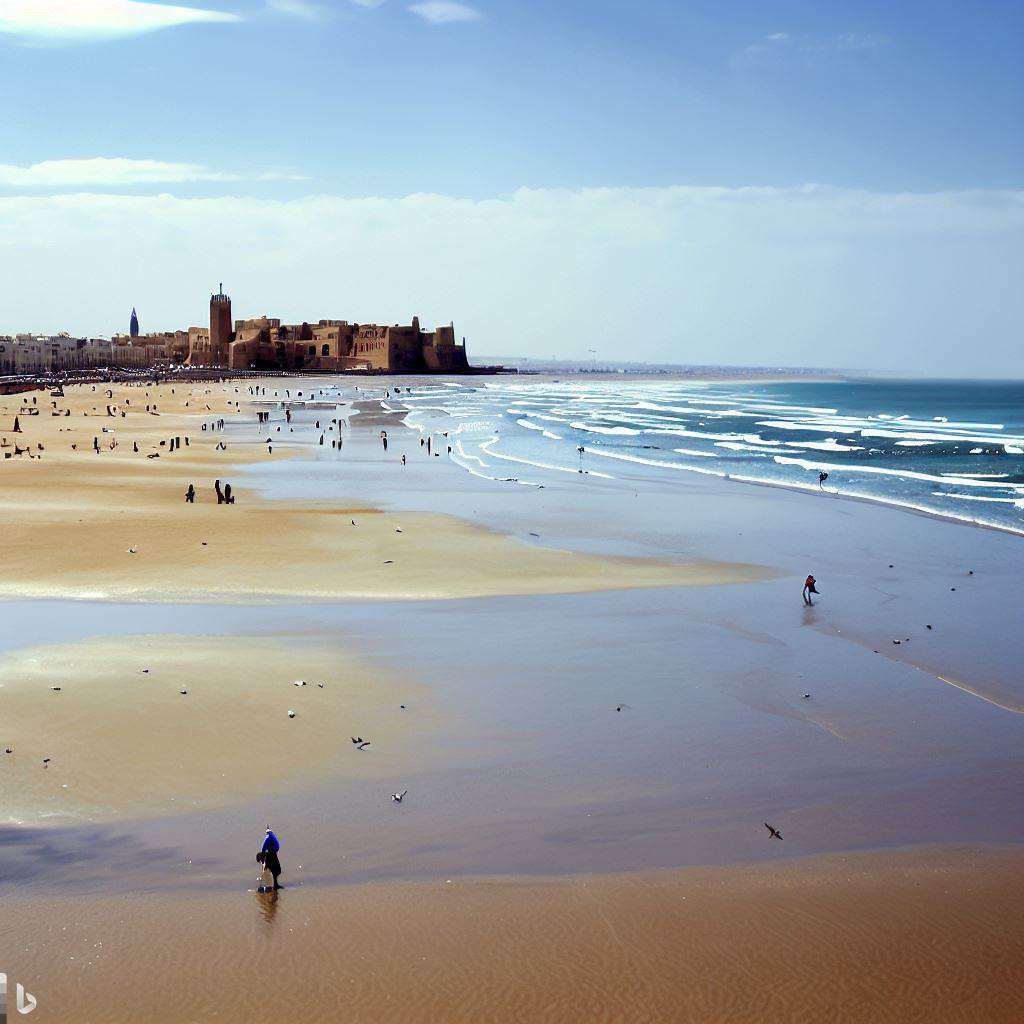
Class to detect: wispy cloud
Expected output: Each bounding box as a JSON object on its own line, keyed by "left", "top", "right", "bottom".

{"left": 0, "top": 158, "right": 303, "bottom": 187}
{"left": 408, "top": 2, "right": 481, "bottom": 25}
{"left": 834, "top": 32, "right": 892, "bottom": 51}
{"left": 266, "top": 0, "right": 325, "bottom": 19}
{"left": 0, "top": 0, "right": 238, "bottom": 44}
{"left": 736, "top": 29, "right": 892, "bottom": 66}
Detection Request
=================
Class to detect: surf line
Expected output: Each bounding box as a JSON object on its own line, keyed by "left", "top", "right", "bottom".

{"left": 917, "top": 667, "right": 1024, "bottom": 715}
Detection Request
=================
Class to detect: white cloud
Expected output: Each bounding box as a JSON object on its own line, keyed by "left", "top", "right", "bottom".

{"left": 266, "top": 0, "right": 324, "bottom": 19}
{"left": 0, "top": 0, "right": 238, "bottom": 43}
{"left": 0, "top": 185, "right": 1020, "bottom": 376}
{"left": 0, "top": 158, "right": 302, "bottom": 187}
{"left": 738, "top": 29, "right": 892, "bottom": 65}
{"left": 408, "top": 2, "right": 481, "bottom": 25}
{"left": 834, "top": 31, "right": 892, "bottom": 51}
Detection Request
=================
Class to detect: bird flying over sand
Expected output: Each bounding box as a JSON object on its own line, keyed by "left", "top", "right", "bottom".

{"left": 764, "top": 822, "right": 783, "bottom": 841}
{"left": 392, "top": 790, "right": 407, "bottom": 803}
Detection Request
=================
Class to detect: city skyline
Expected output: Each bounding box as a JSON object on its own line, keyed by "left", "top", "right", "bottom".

{"left": 0, "top": 1, "right": 1021, "bottom": 376}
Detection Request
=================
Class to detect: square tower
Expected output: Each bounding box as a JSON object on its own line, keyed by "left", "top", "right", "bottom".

{"left": 210, "top": 283, "right": 232, "bottom": 366}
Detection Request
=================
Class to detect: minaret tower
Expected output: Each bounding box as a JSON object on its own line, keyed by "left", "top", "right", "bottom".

{"left": 209, "top": 283, "right": 232, "bottom": 366}
{"left": 129, "top": 307, "right": 139, "bottom": 338}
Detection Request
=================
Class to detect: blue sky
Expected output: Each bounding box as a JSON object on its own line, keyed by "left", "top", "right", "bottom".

{"left": 0, "top": 0, "right": 1021, "bottom": 374}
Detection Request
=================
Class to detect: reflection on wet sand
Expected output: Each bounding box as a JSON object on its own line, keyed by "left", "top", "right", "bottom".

{"left": 2, "top": 846, "right": 1021, "bottom": 1024}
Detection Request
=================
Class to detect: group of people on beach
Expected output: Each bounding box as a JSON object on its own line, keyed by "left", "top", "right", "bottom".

{"left": 183, "top": 479, "right": 236, "bottom": 504}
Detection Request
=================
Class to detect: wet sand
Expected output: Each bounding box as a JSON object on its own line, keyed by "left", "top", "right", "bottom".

{"left": 0, "top": 633, "right": 437, "bottom": 822}
{"left": 1, "top": 846, "right": 1021, "bottom": 1024}
{"left": 0, "top": 381, "right": 769, "bottom": 601}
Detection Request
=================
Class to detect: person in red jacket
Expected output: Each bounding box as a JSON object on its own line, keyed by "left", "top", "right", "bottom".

{"left": 803, "top": 575, "right": 820, "bottom": 606}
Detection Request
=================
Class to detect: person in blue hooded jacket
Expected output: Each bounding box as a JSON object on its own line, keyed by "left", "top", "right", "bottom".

{"left": 257, "top": 827, "right": 282, "bottom": 890}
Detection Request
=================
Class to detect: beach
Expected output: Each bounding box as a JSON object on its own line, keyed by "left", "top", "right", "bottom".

{"left": 1, "top": 374, "right": 1022, "bottom": 1023}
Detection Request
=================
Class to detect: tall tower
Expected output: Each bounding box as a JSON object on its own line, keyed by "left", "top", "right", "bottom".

{"left": 209, "top": 283, "right": 232, "bottom": 366}
{"left": 129, "top": 307, "right": 139, "bottom": 338}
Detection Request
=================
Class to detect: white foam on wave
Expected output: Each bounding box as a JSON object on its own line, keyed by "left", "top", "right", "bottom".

{"left": 772, "top": 454, "right": 1024, "bottom": 490}
{"left": 715, "top": 442, "right": 790, "bottom": 454}
{"left": 744, "top": 403, "right": 839, "bottom": 415}
{"left": 786, "top": 438, "right": 866, "bottom": 452}
{"left": 860, "top": 428, "right": 1018, "bottom": 445}
{"left": 933, "top": 493, "right": 1024, "bottom": 505}
{"left": 672, "top": 447, "right": 719, "bottom": 458}
{"left": 480, "top": 438, "right": 614, "bottom": 478}
{"left": 757, "top": 419, "right": 862, "bottom": 436}
{"left": 569, "top": 421, "right": 641, "bottom": 436}
{"left": 517, "top": 418, "right": 562, "bottom": 440}
{"left": 943, "top": 472, "right": 1012, "bottom": 479}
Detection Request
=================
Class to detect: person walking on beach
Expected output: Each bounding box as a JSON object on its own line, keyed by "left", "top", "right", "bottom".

{"left": 257, "top": 827, "right": 283, "bottom": 889}
{"left": 185, "top": 483, "right": 195, "bottom": 503}
{"left": 803, "top": 574, "right": 820, "bottom": 605}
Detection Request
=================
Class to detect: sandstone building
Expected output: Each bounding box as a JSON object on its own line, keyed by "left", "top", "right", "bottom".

{"left": 186, "top": 285, "right": 470, "bottom": 373}
{"left": 1, "top": 287, "right": 471, "bottom": 376}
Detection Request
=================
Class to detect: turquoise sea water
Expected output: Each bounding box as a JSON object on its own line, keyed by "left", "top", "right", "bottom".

{"left": 390, "top": 378, "right": 1024, "bottom": 535}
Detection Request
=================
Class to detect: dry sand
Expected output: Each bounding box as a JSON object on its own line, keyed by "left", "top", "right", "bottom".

{"left": 0, "top": 633, "right": 438, "bottom": 822}
{"left": 0, "top": 381, "right": 771, "bottom": 601}
{"left": 1, "top": 845, "right": 1021, "bottom": 1024}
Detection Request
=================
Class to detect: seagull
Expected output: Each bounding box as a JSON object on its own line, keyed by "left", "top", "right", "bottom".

{"left": 293, "top": 679, "right": 307, "bottom": 687}
{"left": 356, "top": 740, "right": 370, "bottom": 750}
{"left": 764, "top": 823, "right": 783, "bottom": 841}
{"left": 288, "top": 710, "right": 296, "bottom": 718}
{"left": 391, "top": 790, "right": 408, "bottom": 803}
{"left": 128, "top": 547, "right": 137, "bottom": 554}
{"left": 180, "top": 689, "right": 188, "bottom": 695}
{"left": 350, "top": 736, "right": 363, "bottom": 745}
{"left": 615, "top": 703, "right": 631, "bottom": 712}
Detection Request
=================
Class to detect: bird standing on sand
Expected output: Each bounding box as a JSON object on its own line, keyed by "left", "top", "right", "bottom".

{"left": 392, "top": 790, "right": 408, "bottom": 803}
{"left": 764, "top": 823, "right": 783, "bottom": 841}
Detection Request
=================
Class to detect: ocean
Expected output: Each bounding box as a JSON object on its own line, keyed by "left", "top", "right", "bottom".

{"left": 391, "top": 377, "right": 1024, "bottom": 535}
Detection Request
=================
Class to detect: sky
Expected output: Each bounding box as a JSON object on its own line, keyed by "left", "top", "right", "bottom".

{"left": 0, "top": 0, "right": 1021, "bottom": 375}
